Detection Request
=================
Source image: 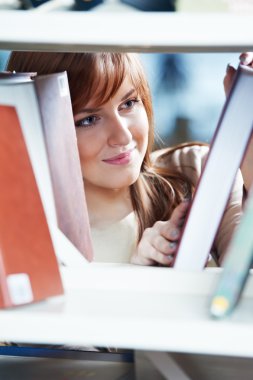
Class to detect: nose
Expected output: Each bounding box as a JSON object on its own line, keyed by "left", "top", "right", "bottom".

{"left": 107, "top": 114, "right": 132, "bottom": 147}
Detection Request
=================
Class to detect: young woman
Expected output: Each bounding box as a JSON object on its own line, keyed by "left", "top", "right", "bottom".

{"left": 6, "top": 52, "right": 253, "bottom": 267}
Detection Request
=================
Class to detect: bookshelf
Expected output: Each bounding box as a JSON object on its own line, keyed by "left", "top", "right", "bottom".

{"left": 0, "top": 11, "right": 253, "bottom": 52}
{"left": 1, "top": 7, "right": 253, "bottom": 378}
{"left": 1, "top": 264, "right": 253, "bottom": 358}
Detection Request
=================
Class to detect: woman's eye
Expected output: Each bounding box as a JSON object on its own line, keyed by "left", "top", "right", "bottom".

{"left": 121, "top": 98, "right": 140, "bottom": 110}
{"left": 75, "top": 115, "right": 99, "bottom": 128}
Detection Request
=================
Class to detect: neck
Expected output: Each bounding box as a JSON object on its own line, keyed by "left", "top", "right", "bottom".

{"left": 84, "top": 182, "right": 133, "bottom": 228}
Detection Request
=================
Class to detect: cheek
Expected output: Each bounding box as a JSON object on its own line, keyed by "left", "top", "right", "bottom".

{"left": 132, "top": 109, "right": 149, "bottom": 150}
{"left": 76, "top": 131, "right": 103, "bottom": 170}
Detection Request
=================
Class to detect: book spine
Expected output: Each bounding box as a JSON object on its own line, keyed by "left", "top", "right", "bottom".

{"left": 0, "top": 246, "right": 11, "bottom": 308}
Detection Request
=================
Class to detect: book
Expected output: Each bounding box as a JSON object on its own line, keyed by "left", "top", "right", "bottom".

{"left": 74, "top": 0, "right": 104, "bottom": 11}
{"left": 0, "top": 105, "right": 64, "bottom": 308}
{"left": 19, "top": 0, "right": 51, "bottom": 9}
{"left": 174, "top": 64, "right": 253, "bottom": 271}
{"left": 121, "top": 0, "right": 175, "bottom": 11}
{"left": 34, "top": 72, "right": 93, "bottom": 262}
{"left": 210, "top": 184, "right": 253, "bottom": 318}
{"left": 0, "top": 71, "right": 36, "bottom": 82}
{"left": 0, "top": 72, "right": 93, "bottom": 264}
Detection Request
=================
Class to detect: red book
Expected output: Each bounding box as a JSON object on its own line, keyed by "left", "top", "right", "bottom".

{"left": 0, "top": 105, "right": 64, "bottom": 308}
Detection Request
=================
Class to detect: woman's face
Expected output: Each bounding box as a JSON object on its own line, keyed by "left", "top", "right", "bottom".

{"left": 74, "top": 76, "right": 149, "bottom": 192}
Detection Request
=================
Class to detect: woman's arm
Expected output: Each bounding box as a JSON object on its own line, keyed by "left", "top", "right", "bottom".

{"left": 224, "top": 52, "right": 253, "bottom": 193}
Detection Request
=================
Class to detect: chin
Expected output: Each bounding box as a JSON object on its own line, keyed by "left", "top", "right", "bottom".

{"left": 105, "top": 171, "right": 140, "bottom": 189}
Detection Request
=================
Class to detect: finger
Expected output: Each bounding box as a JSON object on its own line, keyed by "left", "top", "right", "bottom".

{"left": 239, "top": 52, "right": 253, "bottom": 66}
{"left": 159, "top": 201, "right": 190, "bottom": 240}
{"left": 130, "top": 246, "right": 156, "bottom": 266}
{"left": 132, "top": 245, "right": 172, "bottom": 266}
{"left": 166, "top": 227, "right": 180, "bottom": 241}
{"left": 131, "top": 235, "right": 165, "bottom": 266}
{"left": 149, "top": 247, "right": 174, "bottom": 266}
{"left": 151, "top": 220, "right": 180, "bottom": 242}
{"left": 169, "top": 200, "right": 190, "bottom": 228}
{"left": 132, "top": 234, "right": 177, "bottom": 266}
{"left": 152, "top": 234, "right": 178, "bottom": 254}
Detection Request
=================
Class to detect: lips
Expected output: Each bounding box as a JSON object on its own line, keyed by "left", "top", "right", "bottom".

{"left": 102, "top": 148, "right": 135, "bottom": 165}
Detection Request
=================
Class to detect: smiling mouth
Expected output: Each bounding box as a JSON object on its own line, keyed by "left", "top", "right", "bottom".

{"left": 102, "top": 148, "right": 135, "bottom": 165}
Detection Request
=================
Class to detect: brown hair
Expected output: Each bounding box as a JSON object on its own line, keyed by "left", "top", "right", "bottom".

{"left": 7, "top": 52, "right": 196, "bottom": 240}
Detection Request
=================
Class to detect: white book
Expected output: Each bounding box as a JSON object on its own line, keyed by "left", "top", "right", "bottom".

{"left": 174, "top": 64, "right": 253, "bottom": 271}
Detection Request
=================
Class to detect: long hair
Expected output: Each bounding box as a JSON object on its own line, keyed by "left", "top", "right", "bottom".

{"left": 7, "top": 52, "right": 196, "bottom": 240}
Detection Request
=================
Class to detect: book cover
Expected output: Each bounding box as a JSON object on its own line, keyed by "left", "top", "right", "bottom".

{"left": 0, "top": 72, "right": 93, "bottom": 264}
{"left": 0, "top": 77, "right": 58, "bottom": 226}
{"left": 0, "top": 105, "right": 64, "bottom": 308}
{"left": 174, "top": 65, "right": 253, "bottom": 271}
{"left": 210, "top": 184, "right": 253, "bottom": 318}
{"left": 34, "top": 72, "right": 93, "bottom": 262}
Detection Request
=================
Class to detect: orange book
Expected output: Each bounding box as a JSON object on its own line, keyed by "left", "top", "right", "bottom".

{"left": 0, "top": 105, "right": 64, "bottom": 308}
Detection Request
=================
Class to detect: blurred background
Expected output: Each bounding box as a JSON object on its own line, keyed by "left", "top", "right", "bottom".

{"left": 140, "top": 52, "right": 239, "bottom": 148}
{"left": 1, "top": 50, "right": 239, "bottom": 148}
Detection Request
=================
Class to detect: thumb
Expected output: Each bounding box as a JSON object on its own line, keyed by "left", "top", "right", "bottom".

{"left": 170, "top": 200, "right": 190, "bottom": 228}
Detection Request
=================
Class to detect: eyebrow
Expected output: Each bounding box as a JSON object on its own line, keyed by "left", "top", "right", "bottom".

{"left": 75, "top": 88, "right": 136, "bottom": 116}
{"left": 75, "top": 107, "right": 102, "bottom": 114}
{"left": 121, "top": 88, "right": 136, "bottom": 101}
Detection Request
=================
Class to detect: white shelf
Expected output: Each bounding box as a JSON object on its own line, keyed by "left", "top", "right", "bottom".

{"left": 0, "top": 11, "right": 253, "bottom": 52}
{"left": 1, "top": 264, "right": 253, "bottom": 357}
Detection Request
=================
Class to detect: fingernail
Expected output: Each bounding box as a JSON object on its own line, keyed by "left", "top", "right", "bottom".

{"left": 169, "top": 242, "right": 177, "bottom": 250}
{"left": 171, "top": 229, "right": 179, "bottom": 238}
{"left": 166, "top": 254, "right": 174, "bottom": 261}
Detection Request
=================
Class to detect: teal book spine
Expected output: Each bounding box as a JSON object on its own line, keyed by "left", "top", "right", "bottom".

{"left": 210, "top": 186, "right": 253, "bottom": 318}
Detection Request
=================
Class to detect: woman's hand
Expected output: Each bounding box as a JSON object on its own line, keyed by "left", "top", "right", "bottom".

{"left": 224, "top": 52, "right": 253, "bottom": 192}
{"left": 130, "top": 200, "right": 190, "bottom": 266}
{"left": 224, "top": 52, "right": 253, "bottom": 96}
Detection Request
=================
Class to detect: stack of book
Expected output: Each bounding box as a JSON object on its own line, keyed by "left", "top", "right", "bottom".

{"left": 0, "top": 71, "right": 93, "bottom": 308}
